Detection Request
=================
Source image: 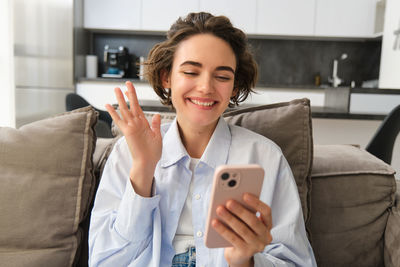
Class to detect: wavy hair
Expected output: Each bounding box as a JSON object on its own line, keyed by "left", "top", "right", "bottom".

{"left": 144, "top": 12, "right": 258, "bottom": 107}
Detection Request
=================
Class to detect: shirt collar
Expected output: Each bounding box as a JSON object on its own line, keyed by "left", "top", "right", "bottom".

{"left": 200, "top": 117, "right": 231, "bottom": 169}
{"left": 160, "top": 118, "right": 189, "bottom": 168}
{"left": 160, "top": 117, "right": 231, "bottom": 169}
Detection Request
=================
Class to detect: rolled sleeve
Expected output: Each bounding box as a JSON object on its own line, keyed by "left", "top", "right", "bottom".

{"left": 115, "top": 178, "right": 161, "bottom": 243}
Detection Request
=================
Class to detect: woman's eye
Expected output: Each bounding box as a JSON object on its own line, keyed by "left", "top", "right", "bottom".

{"left": 183, "top": 72, "right": 197, "bottom": 76}
{"left": 216, "top": 76, "right": 231, "bottom": 81}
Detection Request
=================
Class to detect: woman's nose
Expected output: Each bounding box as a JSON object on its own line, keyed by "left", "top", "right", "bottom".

{"left": 198, "top": 74, "right": 214, "bottom": 94}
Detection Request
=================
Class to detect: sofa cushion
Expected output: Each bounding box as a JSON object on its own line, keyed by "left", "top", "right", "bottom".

{"left": 224, "top": 98, "right": 313, "bottom": 223}
{"left": 384, "top": 179, "right": 400, "bottom": 267}
{"left": 309, "top": 144, "right": 396, "bottom": 267}
{"left": 0, "top": 106, "right": 97, "bottom": 267}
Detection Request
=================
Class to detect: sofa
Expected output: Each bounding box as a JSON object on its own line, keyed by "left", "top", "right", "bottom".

{"left": 0, "top": 99, "right": 398, "bottom": 267}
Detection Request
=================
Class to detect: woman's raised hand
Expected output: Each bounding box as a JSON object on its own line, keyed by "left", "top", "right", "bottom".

{"left": 105, "top": 81, "right": 162, "bottom": 197}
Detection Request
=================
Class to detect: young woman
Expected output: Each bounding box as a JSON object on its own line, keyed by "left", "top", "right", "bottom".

{"left": 89, "top": 12, "right": 316, "bottom": 267}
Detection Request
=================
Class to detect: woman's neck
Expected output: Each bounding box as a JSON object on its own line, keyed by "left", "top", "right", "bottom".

{"left": 177, "top": 119, "right": 219, "bottom": 159}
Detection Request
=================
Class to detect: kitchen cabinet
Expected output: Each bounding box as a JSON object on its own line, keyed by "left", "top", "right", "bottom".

{"left": 199, "top": 0, "right": 257, "bottom": 34}
{"left": 379, "top": 0, "right": 400, "bottom": 88}
{"left": 314, "top": 0, "right": 379, "bottom": 37}
{"left": 141, "top": 0, "right": 199, "bottom": 31}
{"left": 256, "top": 0, "right": 316, "bottom": 36}
{"left": 83, "top": 0, "right": 381, "bottom": 39}
{"left": 84, "top": 0, "right": 141, "bottom": 30}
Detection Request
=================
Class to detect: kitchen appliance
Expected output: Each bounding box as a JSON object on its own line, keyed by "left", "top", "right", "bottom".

{"left": 102, "top": 45, "right": 130, "bottom": 78}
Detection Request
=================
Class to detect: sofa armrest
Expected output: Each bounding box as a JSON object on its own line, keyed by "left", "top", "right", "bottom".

{"left": 384, "top": 180, "right": 400, "bottom": 267}
{"left": 308, "top": 144, "right": 396, "bottom": 267}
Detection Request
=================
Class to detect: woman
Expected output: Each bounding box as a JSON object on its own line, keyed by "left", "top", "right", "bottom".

{"left": 89, "top": 12, "right": 316, "bottom": 267}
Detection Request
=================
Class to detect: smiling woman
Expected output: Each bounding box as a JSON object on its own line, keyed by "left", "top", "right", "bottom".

{"left": 89, "top": 12, "right": 317, "bottom": 267}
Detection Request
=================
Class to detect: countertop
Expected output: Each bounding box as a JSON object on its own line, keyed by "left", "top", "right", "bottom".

{"left": 132, "top": 100, "right": 389, "bottom": 121}
{"left": 77, "top": 77, "right": 400, "bottom": 94}
{"left": 78, "top": 78, "right": 399, "bottom": 120}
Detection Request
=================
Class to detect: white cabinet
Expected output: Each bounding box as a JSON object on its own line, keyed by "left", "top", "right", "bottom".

{"left": 83, "top": 0, "right": 381, "bottom": 38}
{"left": 256, "top": 0, "right": 316, "bottom": 36}
{"left": 314, "top": 0, "right": 378, "bottom": 37}
{"left": 379, "top": 0, "right": 400, "bottom": 88}
{"left": 199, "top": 0, "right": 257, "bottom": 34}
{"left": 84, "top": 0, "right": 141, "bottom": 30}
{"left": 141, "top": 0, "right": 199, "bottom": 31}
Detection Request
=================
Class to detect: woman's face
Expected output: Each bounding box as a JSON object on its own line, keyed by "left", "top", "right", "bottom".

{"left": 162, "top": 33, "right": 237, "bottom": 131}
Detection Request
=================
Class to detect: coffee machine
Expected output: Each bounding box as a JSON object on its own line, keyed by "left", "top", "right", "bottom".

{"left": 102, "top": 45, "right": 131, "bottom": 78}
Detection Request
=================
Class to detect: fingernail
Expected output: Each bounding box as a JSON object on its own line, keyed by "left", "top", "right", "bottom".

{"left": 226, "top": 200, "right": 236, "bottom": 209}
{"left": 216, "top": 206, "right": 225, "bottom": 215}
{"left": 243, "top": 193, "right": 252, "bottom": 201}
{"left": 212, "top": 219, "right": 219, "bottom": 227}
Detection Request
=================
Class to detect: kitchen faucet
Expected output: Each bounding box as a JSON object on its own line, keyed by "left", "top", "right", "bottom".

{"left": 329, "top": 53, "right": 348, "bottom": 87}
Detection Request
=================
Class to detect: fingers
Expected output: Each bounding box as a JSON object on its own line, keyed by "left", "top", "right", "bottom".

{"left": 211, "top": 218, "right": 247, "bottom": 249}
{"left": 243, "top": 194, "right": 273, "bottom": 232}
{"left": 213, "top": 196, "right": 273, "bottom": 252}
{"left": 215, "top": 206, "right": 257, "bottom": 245}
{"left": 105, "top": 104, "right": 121, "bottom": 124}
{"left": 223, "top": 199, "right": 268, "bottom": 239}
{"left": 125, "top": 81, "right": 143, "bottom": 116}
{"left": 114, "top": 87, "right": 132, "bottom": 121}
{"left": 151, "top": 114, "right": 161, "bottom": 135}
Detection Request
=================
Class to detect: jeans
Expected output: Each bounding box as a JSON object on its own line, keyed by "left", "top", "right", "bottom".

{"left": 171, "top": 247, "right": 196, "bottom": 267}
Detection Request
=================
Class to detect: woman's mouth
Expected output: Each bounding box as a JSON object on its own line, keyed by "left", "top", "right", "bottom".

{"left": 187, "top": 98, "right": 216, "bottom": 107}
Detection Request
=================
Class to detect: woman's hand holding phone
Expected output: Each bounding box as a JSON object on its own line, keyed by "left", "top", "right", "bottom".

{"left": 213, "top": 193, "right": 273, "bottom": 267}
{"left": 105, "top": 81, "right": 162, "bottom": 197}
{"left": 204, "top": 164, "right": 272, "bottom": 267}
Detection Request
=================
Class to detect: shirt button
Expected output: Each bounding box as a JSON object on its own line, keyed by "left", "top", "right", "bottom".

{"left": 196, "top": 231, "right": 203, "bottom": 237}
{"left": 195, "top": 194, "right": 201, "bottom": 200}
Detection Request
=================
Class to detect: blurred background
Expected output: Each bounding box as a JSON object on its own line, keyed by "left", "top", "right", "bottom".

{"left": 0, "top": 0, "right": 399, "bottom": 177}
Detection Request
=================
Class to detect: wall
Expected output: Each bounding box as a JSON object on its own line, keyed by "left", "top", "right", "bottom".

{"left": 379, "top": 0, "right": 400, "bottom": 89}
{"left": 0, "top": 0, "right": 15, "bottom": 127}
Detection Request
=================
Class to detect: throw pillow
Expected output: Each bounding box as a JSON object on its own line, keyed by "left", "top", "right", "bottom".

{"left": 0, "top": 106, "right": 97, "bottom": 267}
{"left": 224, "top": 98, "right": 313, "bottom": 223}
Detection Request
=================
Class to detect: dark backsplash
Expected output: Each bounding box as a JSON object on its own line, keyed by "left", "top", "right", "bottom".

{"left": 90, "top": 32, "right": 381, "bottom": 87}
{"left": 249, "top": 38, "right": 381, "bottom": 87}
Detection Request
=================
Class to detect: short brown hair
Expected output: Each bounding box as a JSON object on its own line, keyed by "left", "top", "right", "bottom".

{"left": 145, "top": 12, "right": 258, "bottom": 107}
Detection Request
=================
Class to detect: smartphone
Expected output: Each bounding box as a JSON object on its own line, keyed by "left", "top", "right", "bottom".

{"left": 204, "top": 164, "right": 265, "bottom": 248}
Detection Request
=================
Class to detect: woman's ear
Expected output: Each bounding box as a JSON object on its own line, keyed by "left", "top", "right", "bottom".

{"left": 161, "top": 69, "right": 171, "bottom": 88}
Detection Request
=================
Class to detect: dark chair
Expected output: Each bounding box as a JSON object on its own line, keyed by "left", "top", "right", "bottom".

{"left": 66, "top": 93, "right": 113, "bottom": 138}
{"left": 366, "top": 104, "right": 400, "bottom": 164}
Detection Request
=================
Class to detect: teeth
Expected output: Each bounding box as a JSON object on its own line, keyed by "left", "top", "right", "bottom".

{"left": 190, "top": 99, "right": 215, "bottom": 106}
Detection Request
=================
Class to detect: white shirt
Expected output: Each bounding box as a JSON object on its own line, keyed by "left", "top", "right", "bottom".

{"left": 89, "top": 117, "right": 317, "bottom": 267}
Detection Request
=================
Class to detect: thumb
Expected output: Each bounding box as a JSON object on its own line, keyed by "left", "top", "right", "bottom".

{"left": 151, "top": 113, "right": 161, "bottom": 136}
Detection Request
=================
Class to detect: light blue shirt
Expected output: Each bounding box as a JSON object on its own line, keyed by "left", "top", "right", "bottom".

{"left": 89, "top": 117, "right": 317, "bottom": 267}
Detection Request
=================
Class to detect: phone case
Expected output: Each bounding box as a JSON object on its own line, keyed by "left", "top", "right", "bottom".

{"left": 204, "top": 164, "right": 265, "bottom": 248}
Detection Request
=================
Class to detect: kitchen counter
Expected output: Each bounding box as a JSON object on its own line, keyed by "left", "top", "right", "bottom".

{"left": 122, "top": 100, "right": 387, "bottom": 121}
{"left": 76, "top": 78, "right": 399, "bottom": 120}
{"left": 77, "top": 77, "right": 400, "bottom": 94}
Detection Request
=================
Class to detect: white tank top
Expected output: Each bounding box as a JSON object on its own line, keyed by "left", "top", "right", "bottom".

{"left": 172, "top": 157, "right": 199, "bottom": 254}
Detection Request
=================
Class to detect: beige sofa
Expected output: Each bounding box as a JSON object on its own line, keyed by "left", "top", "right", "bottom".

{"left": 0, "top": 99, "right": 398, "bottom": 267}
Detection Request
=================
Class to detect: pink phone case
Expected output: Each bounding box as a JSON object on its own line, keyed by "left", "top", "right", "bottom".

{"left": 204, "top": 164, "right": 265, "bottom": 248}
